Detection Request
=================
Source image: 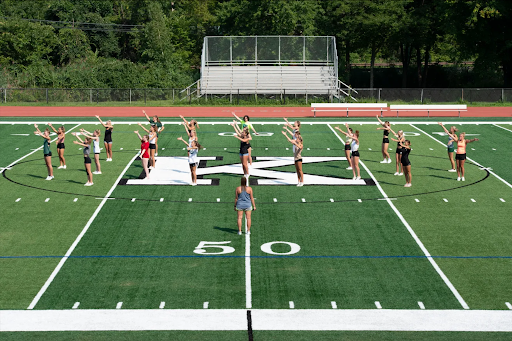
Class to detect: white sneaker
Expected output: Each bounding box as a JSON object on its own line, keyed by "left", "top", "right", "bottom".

{"left": 149, "top": 166, "right": 154, "bottom": 170}
{"left": 457, "top": 177, "right": 461, "bottom": 181}
{"left": 57, "top": 166, "right": 64, "bottom": 169}
{"left": 380, "top": 159, "right": 387, "bottom": 163}
{"left": 84, "top": 182, "right": 93, "bottom": 186}
{"left": 45, "top": 176, "right": 52, "bottom": 180}
{"left": 93, "top": 171, "right": 102, "bottom": 175}
{"left": 155, "top": 153, "right": 158, "bottom": 156}
{"left": 462, "top": 177, "right": 465, "bottom": 181}
{"left": 394, "top": 172, "right": 399, "bottom": 176}
{"left": 387, "top": 158, "right": 392, "bottom": 163}
{"left": 63, "top": 165, "right": 66, "bottom": 169}
{"left": 346, "top": 167, "right": 352, "bottom": 170}
{"left": 399, "top": 173, "right": 403, "bottom": 176}
{"left": 352, "top": 176, "right": 356, "bottom": 180}
{"left": 191, "top": 183, "right": 197, "bottom": 186}
{"left": 297, "top": 183, "right": 301, "bottom": 187}
{"left": 246, "top": 231, "right": 250, "bottom": 235}
{"left": 238, "top": 231, "right": 242, "bottom": 235}
{"left": 356, "top": 176, "right": 361, "bottom": 180}
{"left": 448, "top": 169, "right": 456, "bottom": 172}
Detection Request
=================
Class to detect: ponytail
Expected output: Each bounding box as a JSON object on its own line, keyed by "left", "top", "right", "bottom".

{"left": 355, "top": 130, "right": 360, "bottom": 138}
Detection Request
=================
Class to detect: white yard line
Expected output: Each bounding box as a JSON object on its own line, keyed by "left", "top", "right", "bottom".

{"left": 411, "top": 124, "right": 512, "bottom": 191}
{"left": 328, "top": 124, "right": 469, "bottom": 310}
{"left": 2, "top": 309, "right": 512, "bottom": 331}
{"left": 493, "top": 123, "right": 512, "bottom": 133}
{"left": 245, "top": 216, "right": 252, "bottom": 309}
{"left": 26, "top": 153, "right": 140, "bottom": 310}
{"left": 0, "top": 123, "right": 80, "bottom": 174}
{"left": 1, "top": 121, "right": 512, "bottom": 126}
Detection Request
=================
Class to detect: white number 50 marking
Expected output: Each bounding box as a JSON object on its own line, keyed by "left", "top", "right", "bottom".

{"left": 193, "top": 241, "right": 235, "bottom": 255}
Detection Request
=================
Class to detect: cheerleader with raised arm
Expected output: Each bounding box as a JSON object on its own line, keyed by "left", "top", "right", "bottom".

{"left": 177, "top": 136, "right": 202, "bottom": 186}
{"left": 438, "top": 124, "right": 459, "bottom": 172}
{"left": 143, "top": 110, "right": 165, "bottom": 155}
{"left": 95, "top": 115, "right": 113, "bottom": 161}
{"left": 438, "top": 122, "right": 479, "bottom": 181}
{"left": 232, "top": 122, "right": 252, "bottom": 180}
{"left": 134, "top": 131, "right": 150, "bottom": 180}
{"left": 179, "top": 115, "right": 199, "bottom": 138}
{"left": 282, "top": 129, "right": 304, "bottom": 186}
{"left": 80, "top": 128, "right": 102, "bottom": 174}
{"left": 48, "top": 123, "right": 66, "bottom": 169}
{"left": 138, "top": 123, "right": 158, "bottom": 169}
{"left": 334, "top": 125, "right": 354, "bottom": 169}
{"left": 376, "top": 116, "right": 392, "bottom": 163}
{"left": 33, "top": 124, "right": 54, "bottom": 180}
{"left": 232, "top": 112, "right": 259, "bottom": 165}
{"left": 72, "top": 133, "right": 94, "bottom": 186}
{"left": 389, "top": 128, "right": 405, "bottom": 176}
{"left": 399, "top": 140, "right": 412, "bottom": 187}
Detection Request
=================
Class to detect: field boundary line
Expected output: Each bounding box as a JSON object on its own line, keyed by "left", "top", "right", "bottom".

{"left": 245, "top": 217, "right": 252, "bottom": 309}
{"left": 327, "top": 124, "right": 469, "bottom": 310}
{"left": 411, "top": 124, "right": 512, "bottom": 191}
{"left": 493, "top": 123, "right": 512, "bottom": 134}
{"left": 27, "top": 152, "right": 140, "bottom": 310}
{"left": 0, "top": 123, "right": 80, "bottom": 173}
{"left": 1, "top": 120, "right": 512, "bottom": 126}
{"left": 2, "top": 309, "right": 512, "bottom": 332}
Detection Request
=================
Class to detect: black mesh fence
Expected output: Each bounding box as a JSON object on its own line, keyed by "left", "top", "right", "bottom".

{"left": 463, "top": 88, "right": 502, "bottom": 102}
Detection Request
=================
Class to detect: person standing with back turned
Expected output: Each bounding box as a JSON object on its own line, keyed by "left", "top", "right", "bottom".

{"left": 235, "top": 177, "right": 256, "bottom": 235}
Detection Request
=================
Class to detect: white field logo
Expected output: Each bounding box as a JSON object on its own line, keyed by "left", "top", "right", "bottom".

{"left": 126, "top": 156, "right": 368, "bottom": 186}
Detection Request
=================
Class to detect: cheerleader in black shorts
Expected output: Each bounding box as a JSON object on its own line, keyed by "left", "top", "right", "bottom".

{"left": 390, "top": 128, "right": 405, "bottom": 176}
{"left": 438, "top": 123, "right": 479, "bottom": 181}
{"left": 282, "top": 129, "right": 304, "bottom": 186}
{"left": 48, "top": 123, "right": 66, "bottom": 169}
{"left": 95, "top": 115, "right": 113, "bottom": 161}
{"left": 399, "top": 140, "right": 412, "bottom": 187}
{"left": 138, "top": 123, "right": 158, "bottom": 169}
{"left": 376, "top": 115, "right": 392, "bottom": 163}
{"left": 73, "top": 133, "right": 94, "bottom": 186}
{"left": 232, "top": 122, "right": 252, "bottom": 180}
{"left": 334, "top": 125, "right": 354, "bottom": 169}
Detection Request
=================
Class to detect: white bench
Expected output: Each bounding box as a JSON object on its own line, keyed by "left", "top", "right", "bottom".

{"left": 311, "top": 103, "right": 388, "bottom": 117}
{"left": 389, "top": 105, "right": 467, "bottom": 118}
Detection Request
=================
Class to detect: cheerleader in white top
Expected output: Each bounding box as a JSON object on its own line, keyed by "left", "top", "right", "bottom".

{"left": 177, "top": 136, "right": 202, "bottom": 186}
{"left": 80, "top": 128, "right": 102, "bottom": 174}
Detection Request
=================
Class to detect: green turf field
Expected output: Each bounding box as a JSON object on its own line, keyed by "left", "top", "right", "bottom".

{"left": 1, "top": 118, "right": 512, "bottom": 339}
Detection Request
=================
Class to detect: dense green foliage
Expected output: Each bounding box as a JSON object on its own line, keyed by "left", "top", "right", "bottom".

{"left": 1, "top": 0, "right": 511, "bottom": 88}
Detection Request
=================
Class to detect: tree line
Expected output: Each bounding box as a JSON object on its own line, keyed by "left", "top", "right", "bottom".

{"left": 1, "top": 0, "right": 511, "bottom": 89}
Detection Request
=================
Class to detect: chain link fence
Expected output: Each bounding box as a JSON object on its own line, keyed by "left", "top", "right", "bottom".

{"left": 1, "top": 87, "right": 511, "bottom": 105}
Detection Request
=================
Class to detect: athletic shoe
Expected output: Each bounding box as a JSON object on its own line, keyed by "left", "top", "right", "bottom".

{"left": 399, "top": 173, "right": 403, "bottom": 176}
{"left": 84, "top": 182, "right": 93, "bottom": 186}
{"left": 346, "top": 167, "right": 352, "bottom": 170}
{"left": 149, "top": 166, "right": 154, "bottom": 170}
{"left": 57, "top": 165, "right": 64, "bottom": 169}
{"left": 246, "top": 231, "right": 250, "bottom": 235}
{"left": 93, "top": 171, "right": 102, "bottom": 175}
{"left": 191, "top": 183, "right": 197, "bottom": 186}
{"left": 238, "top": 231, "right": 242, "bottom": 235}
{"left": 457, "top": 177, "right": 461, "bottom": 181}
{"left": 297, "top": 183, "right": 301, "bottom": 187}
{"left": 394, "top": 172, "right": 399, "bottom": 176}
{"left": 404, "top": 183, "right": 411, "bottom": 187}
{"left": 352, "top": 176, "right": 356, "bottom": 180}
{"left": 45, "top": 176, "right": 52, "bottom": 180}
{"left": 462, "top": 177, "right": 465, "bottom": 181}
{"left": 380, "top": 160, "right": 387, "bottom": 163}
{"left": 356, "top": 176, "right": 361, "bottom": 180}
{"left": 387, "top": 158, "right": 392, "bottom": 163}
{"left": 155, "top": 153, "right": 158, "bottom": 156}
{"left": 448, "top": 169, "right": 456, "bottom": 172}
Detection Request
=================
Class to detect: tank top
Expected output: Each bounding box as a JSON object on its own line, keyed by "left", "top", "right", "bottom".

{"left": 236, "top": 188, "right": 252, "bottom": 209}
{"left": 383, "top": 129, "right": 389, "bottom": 137}
{"left": 292, "top": 129, "right": 298, "bottom": 152}
{"left": 43, "top": 138, "right": 50, "bottom": 155}
{"left": 104, "top": 128, "right": 112, "bottom": 142}
{"left": 401, "top": 148, "right": 411, "bottom": 165}
{"left": 93, "top": 139, "right": 100, "bottom": 153}
{"left": 83, "top": 145, "right": 90, "bottom": 157}
{"left": 141, "top": 142, "right": 150, "bottom": 158}
{"left": 294, "top": 143, "right": 303, "bottom": 161}
{"left": 351, "top": 139, "right": 359, "bottom": 152}
{"left": 447, "top": 135, "right": 453, "bottom": 147}
{"left": 58, "top": 134, "right": 65, "bottom": 144}
{"left": 346, "top": 135, "right": 352, "bottom": 145}
{"left": 240, "top": 139, "right": 250, "bottom": 154}
{"left": 456, "top": 139, "right": 466, "bottom": 154}
{"left": 149, "top": 133, "right": 156, "bottom": 144}
{"left": 189, "top": 147, "right": 198, "bottom": 164}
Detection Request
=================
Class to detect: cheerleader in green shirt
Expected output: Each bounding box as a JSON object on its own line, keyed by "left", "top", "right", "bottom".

{"left": 33, "top": 124, "right": 54, "bottom": 180}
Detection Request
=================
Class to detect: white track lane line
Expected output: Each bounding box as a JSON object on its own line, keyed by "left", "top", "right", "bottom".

{"left": 0, "top": 123, "right": 81, "bottom": 174}
{"left": 411, "top": 124, "right": 512, "bottom": 191}
{"left": 328, "top": 124, "right": 470, "bottom": 310}
{"left": 245, "top": 216, "right": 252, "bottom": 309}
{"left": 27, "top": 153, "right": 139, "bottom": 310}
{"left": 493, "top": 124, "right": 512, "bottom": 134}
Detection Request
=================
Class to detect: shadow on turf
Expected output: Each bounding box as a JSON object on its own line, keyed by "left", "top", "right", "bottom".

{"left": 213, "top": 226, "right": 239, "bottom": 234}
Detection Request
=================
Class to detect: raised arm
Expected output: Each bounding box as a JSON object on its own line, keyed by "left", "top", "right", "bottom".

{"left": 176, "top": 136, "right": 189, "bottom": 147}
{"left": 283, "top": 117, "right": 294, "bottom": 129}
{"left": 465, "top": 138, "right": 479, "bottom": 144}
{"left": 138, "top": 122, "right": 150, "bottom": 133}
{"left": 389, "top": 127, "right": 398, "bottom": 137}
{"left": 95, "top": 115, "right": 107, "bottom": 127}
{"left": 283, "top": 126, "right": 293, "bottom": 136}
{"left": 143, "top": 110, "right": 151, "bottom": 122}
{"left": 231, "top": 112, "right": 242, "bottom": 121}
{"left": 48, "top": 123, "right": 58, "bottom": 133}
{"left": 73, "top": 140, "right": 88, "bottom": 147}
{"left": 438, "top": 122, "right": 457, "bottom": 141}
{"left": 72, "top": 132, "right": 84, "bottom": 143}
{"left": 231, "top": 121, "right": 242, "bottom": 135}
{"left": 376, "top": 115, "right": 386, "bottom": 126}
{"left": 179, "top": 115, "right": 189, "bottom": 125}
{"left": 134, "top": 130, "right": 143, "bottom": 141}
{"left": 33, "top": 124, "right": 43, "bottom": 136}
{"left": 334, "top": 126, "right": 349, "bottom": 137}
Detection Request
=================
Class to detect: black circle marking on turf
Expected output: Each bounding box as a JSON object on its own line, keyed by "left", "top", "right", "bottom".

{"left": 2, "top": 152, "right": 491, "bottom": 205}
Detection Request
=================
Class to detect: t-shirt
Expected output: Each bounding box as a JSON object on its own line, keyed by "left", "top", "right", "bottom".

{"left": 239, "top": 119, "right": 252, "bottom": 132}
{"left": 141, "top": 142, "right": 150, "bottom": 158}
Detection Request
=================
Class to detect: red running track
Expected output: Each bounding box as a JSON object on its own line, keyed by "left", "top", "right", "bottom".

{"left": 0, "top": 106, "right": 510, "bottom": 118}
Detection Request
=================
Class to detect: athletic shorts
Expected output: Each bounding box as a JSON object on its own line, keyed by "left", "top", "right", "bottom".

{"left": 104, "top": 140, "right": 112, "bottom": 144}
{"left": 383, "top": 138, "right": 390, "bottom": 144}
{"left": 149, "top": 144, "right": 156, "bottom": 150}
{"left": 295, "top": 159, "right": 303, "bottom": 163}
{"left": 94, "top": 152, "right": 100, "bottom": 155}
{"left": 236, "top": 206, "right": 253, "bottom": 212}
{"left": 44, "top": 152, "right": 52, "bottom": 157}
{"left": 448, "top": 145, "right": 455, "bottom": 153}
{"left": 189, "top": 162, "right": 198, "bottom": 167}
{"left": 456, "top": 153, "right": 466, "bottom": 160}
{"left": 57, "top": 143, "right": 65, "bottom": 149}
{"left": 239, "top": 153, "right": 249, "bottom": 157}
{"left": 401, "top": 162, "right": 411, "bottom": 167}
{"left": 345, "top": 144, "right": 351, "bottom": 151}
{"left": 352, "top": 151, "right": 360, "bottom": 157}
{"left": 395, "top": 148, "right": 402, "bottom": 154}
{"left": 84, "top": 156, "right": 92, "bottom": 164}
